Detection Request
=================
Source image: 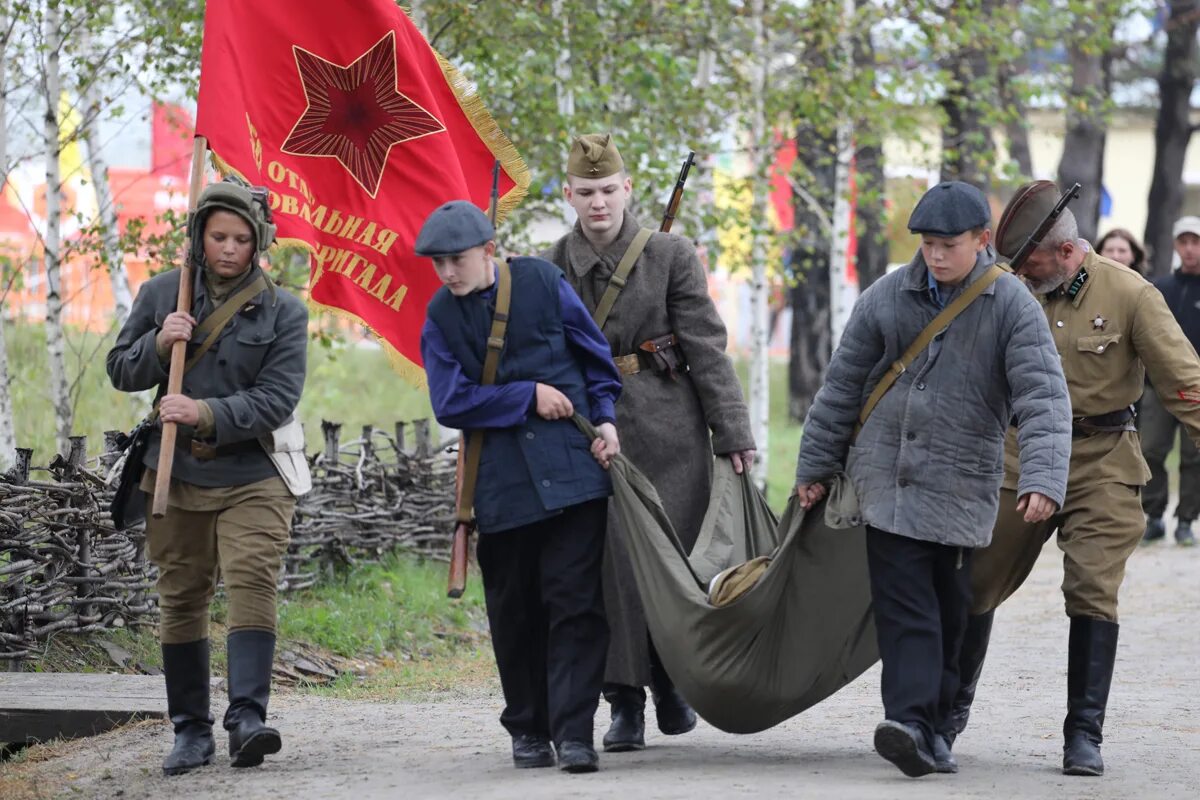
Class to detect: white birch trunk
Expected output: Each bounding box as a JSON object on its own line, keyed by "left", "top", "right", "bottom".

{"left": 747, "top": 0, "right": 771, "bottom": 489}
{"left": 552, "top": 0, "right": 574, "bottom": 118}
{"left": 0, "top": 9, "right": 15, "bottom": 470}
{"left": 43, "top": 4, "right": 73, "bottom": 456}
{"left": 829, "top": 0, "right": 856, "bottom": 351}
{"left": 553, "top": 0, "right": 575, "bottom": 229}
{"left": 80, "top": 36, "right": 132, "bottom": 328}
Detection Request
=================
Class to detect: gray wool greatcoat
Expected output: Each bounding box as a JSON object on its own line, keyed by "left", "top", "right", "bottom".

{"left": 795, "top": 249, "right": 1072, "bottom": 547}
{"left": 542, "top": 211, "right": 754, "bottom": 687}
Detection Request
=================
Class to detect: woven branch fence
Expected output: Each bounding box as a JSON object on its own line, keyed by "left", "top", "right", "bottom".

{"left": 0, "top": 420, "right": 457, "bottom": 664}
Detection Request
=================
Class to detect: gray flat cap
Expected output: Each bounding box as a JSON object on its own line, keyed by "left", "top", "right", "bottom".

{"left": 908, "top": 181, "right": 991, "bottom": 237}
{"left": 414, "top": 200, "right": 495, "bottom": 257}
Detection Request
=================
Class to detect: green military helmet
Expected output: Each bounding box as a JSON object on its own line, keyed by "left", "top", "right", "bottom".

{"left": 188, "top": 177, "right": 277, "bottom": 268}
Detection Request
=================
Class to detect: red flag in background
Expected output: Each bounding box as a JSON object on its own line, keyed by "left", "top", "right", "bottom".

{"left": 151, "top": 101, "right": 195, "bottom": 181}
{"left": 195, "top": 0, "right": 529, "bottom": 380}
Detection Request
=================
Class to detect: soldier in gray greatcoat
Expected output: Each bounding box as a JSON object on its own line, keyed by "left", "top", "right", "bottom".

{"left": 541, "top": 134, "right": 755, "bottom": 752}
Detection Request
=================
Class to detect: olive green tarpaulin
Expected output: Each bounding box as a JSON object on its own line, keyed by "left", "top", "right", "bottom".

{"left": 587, "top": 419, "right": 880, "bottom": 734}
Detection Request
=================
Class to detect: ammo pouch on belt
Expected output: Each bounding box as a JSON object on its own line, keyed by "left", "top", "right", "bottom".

{"left": 638, "top": 333, "right": 687, "bottom": 380}
{"left": 260, "top": 417, "right": 312, "bottom": 497}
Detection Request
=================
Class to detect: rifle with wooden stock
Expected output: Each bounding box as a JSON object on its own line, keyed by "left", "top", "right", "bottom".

{"left": 1008, "top": 182, "right": 1082, "bottom": 272}
{"left": 447, "top": 161, "right": 502, "bottom": 599}
{"left": 661, "top": 151, "right": 695, "bottom": 233}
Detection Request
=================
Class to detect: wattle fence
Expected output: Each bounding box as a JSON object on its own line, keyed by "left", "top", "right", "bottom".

{"left": 0, "top": 420, "right": 457, "bottom": 665}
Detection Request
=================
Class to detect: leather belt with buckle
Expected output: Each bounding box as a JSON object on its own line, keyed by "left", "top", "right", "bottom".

{"left": 1071, "top": 406, "right": 1137, "bottom": 437}
{"left": 180, "top": 437, "right": 262, "bottom": 461}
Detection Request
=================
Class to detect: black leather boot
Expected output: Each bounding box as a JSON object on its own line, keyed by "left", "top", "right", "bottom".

{"left": 601, "top": 685, "right": 645, "bottom": 752}
{"left": 649, "top": 652, "right": 697, "bottom": 736}
{"left": 224, "top": 629, "right": 282, "bottom": 768}
{"left": 511, "top": 734, "right": 555, "bottom": 768}
{"left": 557, "top": 740, "right": 600, "bottom": 773}
{"left": 931, "top": 733, "right": 958, "bottom": 774}
{"left": 161, "top": 639, "right": 215, "bottom": 776}
{"left": 1063, "top": 617, "right": 1118, "bottom": 776}
{"left": 874, "top": 720, "right": 936, "bottom": 778}
{"left": 944, "top": 610, "right": 994, "bottom": 747}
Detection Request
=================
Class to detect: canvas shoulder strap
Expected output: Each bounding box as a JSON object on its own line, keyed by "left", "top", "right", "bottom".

{"left": 457, "top": 259, "right": 513, "bottom": 524}
{"left": 854, "top": 264, "right": 1007, "bottom": 438}
{"left": 184, "top": 273, "right": 269, "bottom": 372}
{"left": 143, "top": 272, "right": 270, "bottom": 425}
{"left": 592, "top": 227, "right": 652, "bottom": 329}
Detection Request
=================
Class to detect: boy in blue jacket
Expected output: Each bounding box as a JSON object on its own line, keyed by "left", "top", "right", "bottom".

{"left": 419, "top": 201, "right": 621, "bottom": 774}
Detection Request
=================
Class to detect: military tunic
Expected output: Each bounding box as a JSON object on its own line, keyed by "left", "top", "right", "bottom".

{"left": 972, "top": 249, "right": 1200, "bottom": 620}
{"left": 107, "top": 264, "right": 308, "bottom": 643}
{"left": 542, "top": 211, "right": 754, "bottom": 687}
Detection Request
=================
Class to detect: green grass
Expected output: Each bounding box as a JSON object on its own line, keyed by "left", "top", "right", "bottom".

{"left": 21, "top": 554, "right": 492, "bottom": 698}
{"left": 1, "top": 321, "right": 432, "bottom": 462}
{"left": 732, "top": 358, "right": 801, "bottom": 511}
{"left": 276, "top": 553, "right": 485, "bottom": 661}
{"left": 298, "top": 339, "right": 433, "bottom": 453}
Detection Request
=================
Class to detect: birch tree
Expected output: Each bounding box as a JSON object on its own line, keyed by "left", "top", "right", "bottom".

{"left": 79, "top": 29, "right": 133, "bottom": 327}
{"left": 828, "top": 0, "right": 857, "bottom": 350}
{"left": 746, "top": 0, "right": 772, "bottom": 487}
{"left": 0, "top": 9, "right": 16, "bottom": 471}
{"left": 42, "top": 1, "right": 73, "bottom": 457}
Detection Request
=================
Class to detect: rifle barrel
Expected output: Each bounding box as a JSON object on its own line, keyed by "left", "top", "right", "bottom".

{"left": 661, "top": 151, "right": 696, "bottom": 233}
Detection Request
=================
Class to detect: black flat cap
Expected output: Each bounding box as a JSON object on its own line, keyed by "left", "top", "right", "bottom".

{"left": 414, "top": 200, "right": 495, "bottom": 257}
{"left": 907, "top": 180, "right": 991, "bottom": 237}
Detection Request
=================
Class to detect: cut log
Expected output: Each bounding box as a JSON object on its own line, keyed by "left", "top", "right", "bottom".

{"left": 0, "top": 672, "right": 211, "bottom": 744}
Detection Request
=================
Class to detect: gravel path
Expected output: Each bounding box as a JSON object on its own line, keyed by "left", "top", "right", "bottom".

{"left": 6, "top": 537, "right": 1198, "bottom": 799}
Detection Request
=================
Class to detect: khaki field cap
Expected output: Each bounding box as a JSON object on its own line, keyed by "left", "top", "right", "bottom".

{"left": 567, "top": 133, "right": 624, "bottom": 178}
{"left": 995, "top": 180, "right": 1059, "bottom": 260}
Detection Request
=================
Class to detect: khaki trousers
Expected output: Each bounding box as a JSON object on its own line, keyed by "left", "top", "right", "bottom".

{"left": 144, "top": 475, "right": 294, "bottom": 644}
{"left": 971, "top": 482, "right": 1144, "bottom": 622}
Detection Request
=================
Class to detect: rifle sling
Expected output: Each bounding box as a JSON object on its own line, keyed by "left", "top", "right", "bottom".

{"left": 853, "top": 264, "right": 1007, "bottom": 440}
{"left": 592, "top": 228, "right": 653, "bottom": 330}
{"left": 457, "top": 259, "right": 512, "bottom": 524}
{"left": 143, "top": 272, "right": 270, "bottom": 426}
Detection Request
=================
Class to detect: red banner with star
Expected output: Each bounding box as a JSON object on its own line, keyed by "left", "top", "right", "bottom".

{"left": 195, "top": 0, "right": 528, "bottom": 381}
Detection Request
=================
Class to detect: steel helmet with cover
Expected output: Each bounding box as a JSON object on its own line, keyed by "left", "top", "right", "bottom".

{"left": 188, "top": 176, "right": 277, "bottom": 268}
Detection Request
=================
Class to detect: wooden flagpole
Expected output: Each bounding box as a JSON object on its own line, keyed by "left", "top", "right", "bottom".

{"left": 151, "top": 135, "right": 208, "bottom": 518}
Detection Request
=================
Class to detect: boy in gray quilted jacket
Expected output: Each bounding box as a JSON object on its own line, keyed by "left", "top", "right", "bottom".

{"left": 793, "top": 181, "right": 1071, "bottom": 778}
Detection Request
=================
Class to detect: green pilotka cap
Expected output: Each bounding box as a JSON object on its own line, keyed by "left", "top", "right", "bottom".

{"left": 567, "top": 133, "right": 624, "bottom": 178}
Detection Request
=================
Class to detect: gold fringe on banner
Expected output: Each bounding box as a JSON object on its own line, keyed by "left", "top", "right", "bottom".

{"left": 431, "top": 50, "right": 531, "bottom": 222}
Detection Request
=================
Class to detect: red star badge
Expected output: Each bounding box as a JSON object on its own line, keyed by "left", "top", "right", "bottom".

{"left": 282, "top": 32, "right": 445, "bottom": 197}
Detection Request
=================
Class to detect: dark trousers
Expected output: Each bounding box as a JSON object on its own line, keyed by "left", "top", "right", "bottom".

{"left": 1140, "top": 387, "right": 1200, "bottom": 522}
{"left": 603, "top": 639, "right": 668, "bottom": 705}
{"left": 865, "top": 526, "right": 972, "bottom": 747}
{"left": 476, "top": 499, "right": 608, "bottom": 746}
